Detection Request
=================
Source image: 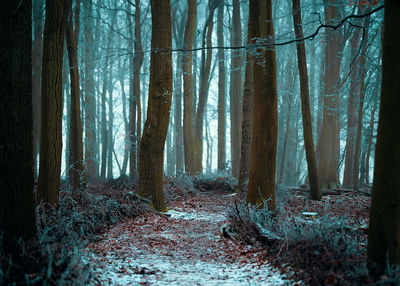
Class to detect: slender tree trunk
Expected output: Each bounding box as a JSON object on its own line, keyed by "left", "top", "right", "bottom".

{"left": 246, "top": 0, "right": 278, "bottom": 211}
{"left": 0, "top": 0, "right": 37, "bottom": 246}
{"left": 343, "top": 7, "right": 363, "bottom": 187}
{"left": 292, "top": 0, "right": 321, "bottom": 200}
{"left": 84, "top": 0, "right": 97, "bottom": 181}
{"left": 217, "top": 2, "right": 226, "bottom": 171}
{"left": 353, "top": 15, "right": 370, "bottom": 190}
{"left": 193, "top": 0, "right": 219, "bottom": 173}
{"left": 100, "top": 67, "right": 108, "bottom": 179}
{"left": 279, "top": 95, "right": 292, "bottom": 185}
{"left": 66, "top": 0, "right": 85, "bottom": 190}
{"left": 32, "top": 0, "right": 44, "bottom": 178}
{"left": 230, "top": 0, "right": 242, "bottom": 178}
{"left": 107, "top": 67, "right": 114, "bottom": 179}
{"left": 37, "top": 0, "right": 67, "bottom": 206}
{"left": 367, "top": 0, "right": 400, "bottom": 274}
{"left": 183, "top": 0, "right": 197, "bottom": 174}
{"left": 138, "top": 0, "right": 173, "bottom": 212}
{"left": 119, "top": 63, "right": 129, "bottom": 176}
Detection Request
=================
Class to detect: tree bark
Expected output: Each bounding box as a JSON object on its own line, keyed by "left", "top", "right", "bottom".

{"left": 237, "top": 32, "right": 254, "bottom": 192}
{"left": 193, "top": 0, "right": 219, "bottom": 173}
{"left": 66, "top": 0, "right": 85, "bottom": 190}
{"left": 84, "top": 0, "right": 97, "bottom": 181}
{"left": 342, "top": 10, "right": 362, "bottom": 187}
{"left": 37, "top": 0, "right": 67, "bottom": 206}
{"left": 292, "top": 0, "right": 321, "bottom": 200}
{"left": 317, "top": 0, "right": 342, "bottom": 189}
{"left": 246, "top": 0, "right": 278, "bottom": 211}
{"left": 217, "top": 2, "right": 226, "bottom": 171}
{"left": 0, "top": 0, "right": 37, "bottom": 246}
{"left": 230, "top": 0, "right": 242, "bottom": 178}
{"left": 352, "top": 15, "right": 370, "bottom": 190}
{"left": 138, "top": 0, "right": 173, "bottom": 212}
{"left": 183, "top": 0, "right": 197, "bottom": 174}
{"left": 367, "top": 0, "right": 400, "bottom": 274}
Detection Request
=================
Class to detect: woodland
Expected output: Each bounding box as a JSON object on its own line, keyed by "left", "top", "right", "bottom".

{"left": 0, "top": 0, "right": 400, "bottom": 285}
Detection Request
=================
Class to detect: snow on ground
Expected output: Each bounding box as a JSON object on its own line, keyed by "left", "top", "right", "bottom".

{"left": 84, "top": 193, "right": 294, "bottom": 285}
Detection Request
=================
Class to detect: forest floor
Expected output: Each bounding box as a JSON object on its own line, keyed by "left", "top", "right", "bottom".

{"left": 83, "top": 189, "right": 290, "bottom": 285}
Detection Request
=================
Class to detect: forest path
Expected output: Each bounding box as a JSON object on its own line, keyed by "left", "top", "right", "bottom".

{"left": 84, "top": 191, "right": 289, "bottom": 285}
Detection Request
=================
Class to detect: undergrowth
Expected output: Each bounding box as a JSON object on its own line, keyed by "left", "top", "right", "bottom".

{"left": 228, "top": 188, "right": 400, "bottom": 285}
{"left": 1, "top": 175, "right": 149, "bottom": 285}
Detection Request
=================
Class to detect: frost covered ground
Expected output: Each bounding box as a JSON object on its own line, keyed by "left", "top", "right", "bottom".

{"left": 84, "top": 192, "right": 292, "bottom": 285}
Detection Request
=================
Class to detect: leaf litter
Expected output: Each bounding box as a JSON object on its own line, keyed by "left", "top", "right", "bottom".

{"left": 84, "top": 191, "right": 293, "bottom": 285}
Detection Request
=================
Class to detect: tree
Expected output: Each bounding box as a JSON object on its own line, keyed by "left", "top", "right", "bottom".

{"left": 343, "top": 7, "right": 363, "bottom": 188}
{"left": 237, "top": 29, "right": 254, "bottom": 192}
{"left": 66, "top": 0, "right": 85, "bottom": 190}
{"left": 246, "top": 0, "right": 278, "bottom": 210}
{"left": 129, "top": 0, "right": 144, "bottom": 178}
{"left": 84, "top": 0, "right": 97, "bottom": 181}
{"left": 230, "top": 0, "right": 243, "bottom": 178}
{"left": 367, "top": 0, "right": 400, "bottom": 274}
{"left": 183, "top": 0, "right": 197, "bottom": 174}
{"left": 193, "top": 0, "right": 219, "bottom": 173}
{"left": 316, "top": 0, "right": 343, "bottom": 189}
{"left": 217, "top": 1, "right": 226, "bottom": 171}
{"left": 37, "top": 0, "right": 67, "bottom": 206}
{"left": 292, "top": 0, "right": 321, "bottom": 200}
{"left": 137, "top": 0, "right": 173, "bottom": 211}
{"left": 0, "top": 0, "right": 37, "bottom": 246}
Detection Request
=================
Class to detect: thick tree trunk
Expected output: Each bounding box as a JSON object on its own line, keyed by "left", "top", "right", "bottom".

{"left": 367, "top": 0, "right": 400, "bottom": 274}
{"left": 0, "top": 0, "right": 37, "bottom": 246}
{"left": 292, "top": 0, "right": 321, "bottom": 200}
{"left": 183, "top": 0, "right": 197, "bottom": 174}
{"left": 230, "top": 0, "right": 242, "bottom": 178}
{"left": 37, "top": 0, "right": 67, "bottom": 206}
{"left": 237, "top": 34, "right": 254, "bottom": 192}
{"left": 317, "top": 0, "right": 341, "bottom": 189}
{"left": 246, "top": 0, "right": 278, "bottom": 211}
{"left": 138, "top": 0, "right": 173, "bottom": 212}
{"left": 217, "top": 2, "right": 226, "bottom": 171}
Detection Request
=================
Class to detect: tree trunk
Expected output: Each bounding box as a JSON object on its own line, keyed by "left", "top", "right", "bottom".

{"left": 352, "top": 15, "right": 370, "bottom": 190}
{"left": 367, "top": 0, "right": 400, "bottom": 274}
{"left": 0, "top": 0, "right": 37, "bottom": 246}
{"left": 107, "top": 67, "right": 114, "bottom": 179}
{"left": 246, "top": 0, "right": 278, "bottom": 211}
{"left": 217, "top": 2, "right": 226, "bottom": 171}
{"left": 342, "top": 11, "right": 362, "bottom": 187}
{"left": 84, "top": 0, "right": 97, "bottom": 181}
{"left": 237, "top": 32, "right": 254, "bottom": 192}
{"left": 193, "top": 0, "right": 219, "bottom": 173}
{"left": 317, "top": 0, "right": 341, "bottom": 189}
{"left": 32, "top": 0, "right": 44, "bottom": 178}
{"left": 66, "top": 0, "right": 85, "bottom": 190}
{"left": 230, "top": 0, "right": 242, "bottom": 178}
{"left": 138, "top": 0, "right": 173, "bottom": 212}
{"left": 183, "top": 0, "right": 197, "bottom": 174}
{"left": 37, "top": 0, "right": 67, "bottom": 206}
{"left": 292, "top": 0, "right": 321, "bottom": 200}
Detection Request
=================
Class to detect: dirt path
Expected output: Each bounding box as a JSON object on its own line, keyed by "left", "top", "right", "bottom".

{"left": 84, "top": 192, "right": 290, "bottom": 285}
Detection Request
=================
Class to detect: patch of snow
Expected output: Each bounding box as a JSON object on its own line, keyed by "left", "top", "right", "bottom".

{"left": 166, "top": 209, "right": 226, "bottom": 222}
{"left": 85, "top": 247, "right": 292, "bottom": 285}
{"left": 301, "top": 212, "right": 318, "bottom": 217}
